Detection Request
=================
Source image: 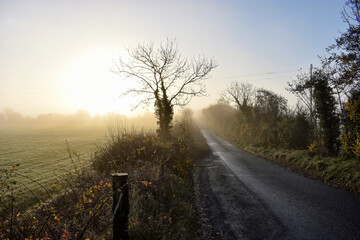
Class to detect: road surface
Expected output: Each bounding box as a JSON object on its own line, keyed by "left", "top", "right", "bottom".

{"left": 194, "top": 126, "right": 360, "bottom": 239}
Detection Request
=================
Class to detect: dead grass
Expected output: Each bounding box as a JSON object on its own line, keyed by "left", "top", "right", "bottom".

{"left": 0, "top": 115, "right": 203, "bottom": 239}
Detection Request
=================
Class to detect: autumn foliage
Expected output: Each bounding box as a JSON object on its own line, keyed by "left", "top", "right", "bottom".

{"left": 0, "top": 111, "right": 202, "bottom": 239}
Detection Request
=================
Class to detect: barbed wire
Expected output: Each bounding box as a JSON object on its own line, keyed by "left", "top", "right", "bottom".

{"left": 2, "top": 124, "right": 193, "bottom": 239}
{"left": 1, "top": 134, "right": 182, "bottom": 239}
{"left": 77, "top": 154, "right": 174, "bottom": 240}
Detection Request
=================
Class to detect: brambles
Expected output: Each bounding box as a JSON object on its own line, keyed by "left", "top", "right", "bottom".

{"left": 0, "top": 112, "right": 202, "bottom": 239}
{"left": 93, "top": 114, "right": 201, "bottom": 239}
{"left": 0, "top": 161, "right": 114, "bottom": 239}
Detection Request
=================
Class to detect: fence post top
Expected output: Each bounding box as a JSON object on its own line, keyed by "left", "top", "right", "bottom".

{"left": 111, "top": 173, "right": 128, "bottom": 177}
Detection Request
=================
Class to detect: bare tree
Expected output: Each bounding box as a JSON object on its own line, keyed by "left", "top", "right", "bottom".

{"left": 287, "top": 72, "right": 314, "bottom": 122}
{"left": 113, "top": 39, "right": 217, "bottom": 138}
{"left": 221, "top": 81, "right": 256, "bottom": 122}
{"left": 326, "top": 0, "right": 360, "bottom": 95}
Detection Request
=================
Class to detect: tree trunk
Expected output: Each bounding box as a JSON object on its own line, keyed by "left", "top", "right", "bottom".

{"left": 154, "top": 96, "right": 173, "bottom": 139}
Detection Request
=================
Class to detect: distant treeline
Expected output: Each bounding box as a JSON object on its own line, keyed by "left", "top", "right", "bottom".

{"left": 201, "top": 77, "right": 358, "bottom": 159}
{"left": 0, "top": 108, "right": 157, "bottom": 128}
{"left": 201, "top": 87, "right": 311, "bottom": 149}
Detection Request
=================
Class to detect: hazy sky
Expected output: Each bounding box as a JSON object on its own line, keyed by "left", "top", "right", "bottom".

{"left": 0, "top": 0, "right": 347, "bottom": 117}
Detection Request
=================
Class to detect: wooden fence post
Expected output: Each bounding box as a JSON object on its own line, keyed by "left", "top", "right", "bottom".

{"left": 111, "top": 173, "right": 129, "bottom": 240}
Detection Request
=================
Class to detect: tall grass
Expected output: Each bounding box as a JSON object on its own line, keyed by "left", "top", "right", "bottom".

{"left": 93, "top": 113, "right": 203, "bottom": 239}
{"left": 0, "top": 113, "right": 205, "bottom": 239}
{"left": 0, "top": 150, "right": 113, "bottom": 239}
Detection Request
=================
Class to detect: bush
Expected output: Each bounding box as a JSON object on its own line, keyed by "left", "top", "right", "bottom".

{"left": 1, "top": 115, "right": 203, "bottom": 239}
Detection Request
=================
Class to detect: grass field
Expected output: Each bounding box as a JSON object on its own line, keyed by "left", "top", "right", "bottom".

{"left": 0, "top": 113, "right": 157, "bottom": 209}
{"left": 0, "top": 124, "right": 108, "bottom": 203}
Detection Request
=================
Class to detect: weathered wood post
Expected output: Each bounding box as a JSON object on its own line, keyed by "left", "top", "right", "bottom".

{"left": 112, "top": 173, "right": 129, "bottom": 240}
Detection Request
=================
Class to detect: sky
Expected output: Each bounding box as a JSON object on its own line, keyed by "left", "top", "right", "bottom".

{"left": 0, "top": 0, "right": 348, "bottom": 117}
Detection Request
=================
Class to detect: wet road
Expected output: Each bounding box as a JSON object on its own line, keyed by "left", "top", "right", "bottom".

{"left": 200, "top": 126, "right": 360, "bottom": 240}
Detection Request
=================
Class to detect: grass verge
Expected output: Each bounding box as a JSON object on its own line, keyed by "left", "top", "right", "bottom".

{"left": 208, "top": 125, "right": 360, "bottom": 194}
{"left": 243, "top": 146, "right": 360, "bottom": 193}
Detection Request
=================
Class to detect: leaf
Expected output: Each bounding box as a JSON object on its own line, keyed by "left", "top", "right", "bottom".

{"left": 61, "top": 229, "right": 70, "bottom": 239}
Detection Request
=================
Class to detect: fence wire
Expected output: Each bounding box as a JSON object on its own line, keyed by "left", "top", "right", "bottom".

{"left": 1, "top": 140, "right": 177, "bottom": 239}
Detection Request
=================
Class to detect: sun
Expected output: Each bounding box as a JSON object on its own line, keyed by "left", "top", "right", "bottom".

{"left": 59, "top": 49, "right": 141, "bottom": 116}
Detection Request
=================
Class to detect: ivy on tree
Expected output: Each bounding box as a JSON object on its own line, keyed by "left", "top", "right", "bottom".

{"left": 113, "top": 39, "right": 217, "bottom": 138}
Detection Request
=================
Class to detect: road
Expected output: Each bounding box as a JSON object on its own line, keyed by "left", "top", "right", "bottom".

{"left": 194, "top": 126, "right": 360, "bottom": 239}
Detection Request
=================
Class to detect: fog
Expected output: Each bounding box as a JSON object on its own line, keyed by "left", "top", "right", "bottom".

{"left": 0, "top": 108, "right": 157, "bottom": 130}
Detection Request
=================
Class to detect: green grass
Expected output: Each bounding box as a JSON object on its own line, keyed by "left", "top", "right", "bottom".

{"left": 0, "top": 124, "right": 108, "bottom": 205}
{"left": 242, "top": 145, "right": 360, "bottom": 193}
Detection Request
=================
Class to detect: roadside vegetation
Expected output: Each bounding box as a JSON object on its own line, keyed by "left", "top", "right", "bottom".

{"left": 201, "top": 0, "right": 360, "bottom": 193}
{"left": 200, "top": 94, "right": 360, "bottom": 193}
{"left": 0, "top": 109, "right": 207, "bottom": 239}
{"left": 1, "top": 36, "right": 215, "bottom": 239}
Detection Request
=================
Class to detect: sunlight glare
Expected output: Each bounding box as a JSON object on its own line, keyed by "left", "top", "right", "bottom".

{"left": 59, "top": 49, "right": 141, "bottom": 116}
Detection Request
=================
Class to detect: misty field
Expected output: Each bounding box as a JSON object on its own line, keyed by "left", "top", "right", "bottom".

{"left": 0, "top": 124, "right": 108, "bottom": 203}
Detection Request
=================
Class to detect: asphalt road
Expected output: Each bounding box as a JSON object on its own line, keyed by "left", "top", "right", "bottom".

{"left": 198, "top": 126, "right": 360, "bottom": 240}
